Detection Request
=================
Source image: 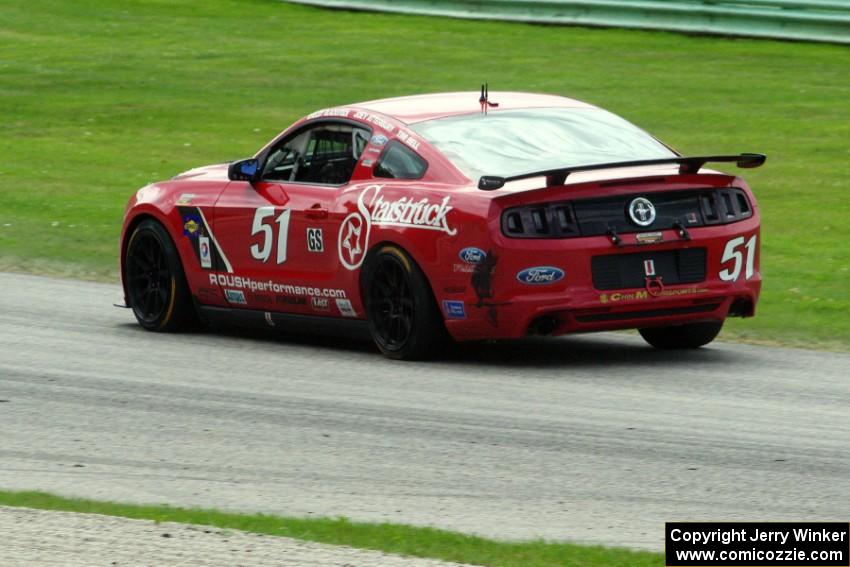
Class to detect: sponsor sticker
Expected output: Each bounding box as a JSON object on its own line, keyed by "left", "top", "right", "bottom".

{"left": 361, "top": 159, "right": 374, "bottom": 167}
{"left": 224, "top": 289, "right": 247, "bottom": 305}
{"left": 441, "top": 300, "right": 466, "bottom": 319}
{"left": 643, "top": 259, "right": 656, "bottom": 277}
{"left": 453, "top": 263, "right": 475, "bottom": 273}
{"left": 183, "top": 214, "right": 202, "bottom": 238}
{"left": 199, "top": 236, "right": 212, "bottom": 269}
{"left": 311, "top": 297, "right": 330, "bottom": 311}
{"left": 253, "top": 294, "right": 274, "bottom": 305}
{"left": 369, "top": 134, "right": 388, "bottom": 146}
{"left": 338, "top": 184, "right": 456, "bottom": 271}
{"left": 600, "top": 287, "right": 709, "bottom": 303}
{"left": 340, "top": 216, "right": 364, "bottom": 269}
{"left": 336, "top": 298, "right": 357, "bottom": 317}
{"left": 197, "top": 287, "right": 219, "bottom": 300}
{"left": 176, "top": 193, "right": 195, "bottom": 206}
{"left": 458, "top": 247, "right": 486, "bottom": 265}
{"left": 307, "top": 228, "right": 324, "bottom": 253}
{"left": 209, "top": 273, "right": 346, "bottom": 299}
{"left": 516, "top": 266, "right": 565, "bottom": 285}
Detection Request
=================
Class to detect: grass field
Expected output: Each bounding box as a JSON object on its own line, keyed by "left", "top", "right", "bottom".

{"left": 0, "top": 490, "right": 663, "bottom": 566}
{"left": 1, "top": 0, "right": 848, "bottom": 349}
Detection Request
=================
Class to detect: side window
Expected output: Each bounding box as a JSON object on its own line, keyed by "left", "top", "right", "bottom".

{"left": 261, "top": 124, "right": 370, "bottom": 185}
{"left": 261, "top": 130, "right": 310, "bottom": 182}
{"left": 373, "top": 141, "right": 427, "bottom": 180}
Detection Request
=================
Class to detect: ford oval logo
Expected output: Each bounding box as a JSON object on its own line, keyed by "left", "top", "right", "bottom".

{"left": 459, "top": 247, "right": 487, "bottom": 264}
{"left": 516, "top": 266, "right": 565, "bottom": 285}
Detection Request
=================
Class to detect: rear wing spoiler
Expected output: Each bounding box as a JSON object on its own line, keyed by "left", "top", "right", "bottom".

{"left": 477, "top": 153, "right": 766, "bottom": 190}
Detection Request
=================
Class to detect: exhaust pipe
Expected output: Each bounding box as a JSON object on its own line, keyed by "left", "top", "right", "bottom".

{"left": 528, "top": 315, "right": 558, "bottom": 336}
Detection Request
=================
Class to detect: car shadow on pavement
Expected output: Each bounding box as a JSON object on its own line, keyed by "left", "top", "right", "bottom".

{"left": 132, "top": 320, "right": 745, "bottom": 369}
{"left": 437, "top": 334, "right": 748, "bottom": 369}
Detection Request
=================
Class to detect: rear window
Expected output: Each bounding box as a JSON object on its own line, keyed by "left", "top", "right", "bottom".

{"left": 410, "top": 107, "right": 676, "bottom": 180}
{"left": 374, "top": 140, "right": 427, "bottom": 179}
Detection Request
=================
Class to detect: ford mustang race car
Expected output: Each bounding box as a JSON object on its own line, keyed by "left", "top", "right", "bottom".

{"left": 120, "top": 90, "right": 764, "bottom": 359}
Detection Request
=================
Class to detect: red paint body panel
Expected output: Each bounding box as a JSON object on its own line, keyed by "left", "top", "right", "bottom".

{"left": 120, "top": 92, "right": 762, "bottom": 342}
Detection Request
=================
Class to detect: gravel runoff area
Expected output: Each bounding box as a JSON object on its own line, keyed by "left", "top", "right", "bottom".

{"left": 0, "top": 506, "right": 473, "bottom": 567}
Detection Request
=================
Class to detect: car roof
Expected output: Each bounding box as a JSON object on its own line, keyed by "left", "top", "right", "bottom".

{"left": 350, "top": 91, "right": 596, "bottom": 125}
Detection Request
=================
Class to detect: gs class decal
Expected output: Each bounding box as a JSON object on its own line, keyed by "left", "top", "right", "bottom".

{"left": 307, "top": 228, "right": 324, "bottom": 253}
{"left": 719, "top": 235, "right": 757, "bottom": 282}
{"left": 339, "top": 184, "right": 457, "bottom": 270}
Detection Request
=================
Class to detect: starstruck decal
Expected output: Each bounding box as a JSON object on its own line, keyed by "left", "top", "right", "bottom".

{"left": 337, "top": 184, "right": 457, "bottom": 271}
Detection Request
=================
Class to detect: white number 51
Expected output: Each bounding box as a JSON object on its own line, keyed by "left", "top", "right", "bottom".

{"left": 250, "top": 206, "right": 291, "bottom": 264}
{"left": 719, "top": 235, "right": 757, "bottom": 282}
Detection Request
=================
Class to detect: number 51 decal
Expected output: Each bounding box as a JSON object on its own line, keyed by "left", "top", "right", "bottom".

{"left": 719, "top": 235, "right": 757, "bottom": 282}
{"left": 250, "top": 206, "right": 291, "bottom": 264}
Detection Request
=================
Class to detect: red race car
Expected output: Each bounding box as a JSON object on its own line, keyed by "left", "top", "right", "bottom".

{"left": 120, "top": 90, "right": 764, "bottom": 359}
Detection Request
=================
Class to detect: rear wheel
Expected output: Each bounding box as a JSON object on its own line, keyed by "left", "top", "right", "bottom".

{"left": 362, "top": 245, "right": 444, "bottom": 360}
{"left": 125, "top": 219, "right": 197, "bottom": 332}
{"left": 638, "top": 320, "right": 723, "bottom": 349}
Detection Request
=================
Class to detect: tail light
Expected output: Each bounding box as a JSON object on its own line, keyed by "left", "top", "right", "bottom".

{"left": 700, "top": 188, "right": 752, "bottom": 225}
{"left": 501, "top": 203, "right": 580, "bottom": 238}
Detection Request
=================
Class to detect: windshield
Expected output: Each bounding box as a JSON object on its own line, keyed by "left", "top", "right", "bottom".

{"left": 411, "top": 107, "right": 677, "bottom": 180}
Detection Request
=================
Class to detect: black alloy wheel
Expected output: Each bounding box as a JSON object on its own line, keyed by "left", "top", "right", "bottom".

{"left": 125, "top": 219, "right": 197, "bottom": 331}
{"left": 363, "top": 245, "right": 444, "bottom": 360}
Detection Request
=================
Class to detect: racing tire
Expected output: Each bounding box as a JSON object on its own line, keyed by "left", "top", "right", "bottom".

{"left": 125, "top": 218, "right": 198, "bottom": 332}
{"left": 638, "top": 320, "right": 723, "bottom": 349}
{"left": 362, "top": 245, "right": 445, "bottom": 360}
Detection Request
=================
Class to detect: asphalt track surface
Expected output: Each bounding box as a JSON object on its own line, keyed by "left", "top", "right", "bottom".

{"left": 1, "top": 272, "right": 848, "bottom": 551}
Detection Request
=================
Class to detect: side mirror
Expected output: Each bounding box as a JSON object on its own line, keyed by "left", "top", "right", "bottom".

{"left": 228, "top": 158, "right": 260, "bottom": 182}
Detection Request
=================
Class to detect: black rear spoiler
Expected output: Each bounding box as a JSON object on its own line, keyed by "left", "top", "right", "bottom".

{"left": 477, "top": 153, "right": 766, "bottom": 191}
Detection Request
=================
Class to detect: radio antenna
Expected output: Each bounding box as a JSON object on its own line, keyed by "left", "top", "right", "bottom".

{"left": 479, "top": 83, "right": 499, "bottom": 114}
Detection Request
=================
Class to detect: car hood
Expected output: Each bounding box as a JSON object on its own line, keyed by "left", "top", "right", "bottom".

{"left": 172, "top": 163, "right": 230, "bottom": 182}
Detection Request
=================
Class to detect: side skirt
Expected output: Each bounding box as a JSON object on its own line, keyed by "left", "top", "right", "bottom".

{"left": 198, "top": 305, "right": 371, "bottom": 340}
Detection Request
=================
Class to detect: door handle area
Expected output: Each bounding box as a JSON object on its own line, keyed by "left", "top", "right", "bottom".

{"left": 306, "top": 204, "right": 329, "bottom": 219}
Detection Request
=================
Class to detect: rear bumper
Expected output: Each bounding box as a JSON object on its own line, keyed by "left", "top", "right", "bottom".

{"left": 441, "top": 217, "right": 761, "bottom": 341}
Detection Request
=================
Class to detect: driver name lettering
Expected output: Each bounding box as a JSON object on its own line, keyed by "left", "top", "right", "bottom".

{"left": 306, "top": 108, "right": 352, "bottom": 120}
{"left": 352, "top": 111, "right": 396, "bottom": 133}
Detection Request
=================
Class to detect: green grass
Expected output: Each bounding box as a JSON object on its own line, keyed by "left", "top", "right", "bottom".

{"left": 0, "top": 490, "right": 661, "bottom": 566}
{"left": 0, "top": 0, "right": 848, "bottom": 349}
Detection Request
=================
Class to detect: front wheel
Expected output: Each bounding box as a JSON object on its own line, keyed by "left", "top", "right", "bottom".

{"left": 362, "top": 245, "right": 444, "bottom": 360}
{"left": 638, "top": 320, "right": 723, "bottom": 349}
{"left": 125, "top": 219, "right": 198, "bottom": 332}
